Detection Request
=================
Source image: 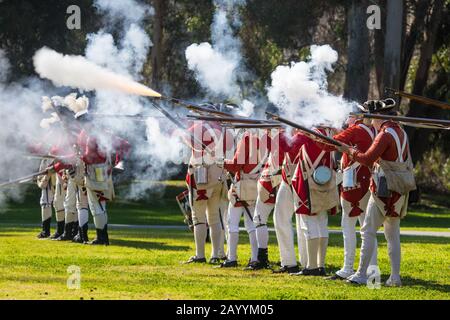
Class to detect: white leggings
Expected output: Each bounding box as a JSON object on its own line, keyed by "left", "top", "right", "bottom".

{"left": 337, "top": 193, "right": 378, "bottom": 278}
{"left": 355, "top": 195, "right": 401, "bottom": 281}
{"left": 273, "top": 181, "right": 306, "bottom": 267}
{"left": 227, "top": 204, "right": 257, "bottom": 262}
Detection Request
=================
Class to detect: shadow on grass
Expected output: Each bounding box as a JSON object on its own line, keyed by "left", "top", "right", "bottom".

{"left": 111, "top": 238, "right": 190, "bottom": 252}
{"left": 399, "top": 276, "right": 450, "bottom": 294}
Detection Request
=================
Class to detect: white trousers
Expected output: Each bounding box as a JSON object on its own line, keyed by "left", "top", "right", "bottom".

{"left": 337, "top": 193, "right": 378, "bottom": 278}
{"left": 227, "top": 204, "right": 257, "bottom": 262}
{"left": 53, "top": 175, "right": 66, "bottom": 222}
{"left": 86, "top": 188, "right": 107, "bottom": 229}
{"left": 273, "top": 181, "right": 306, "bottom": 267}
{"left": 217, "top": 199, "right": 229, "bottom": 258}
{"left": 65, "top": 179, "right": 88, "bottom": 225}
{"left": 40, "top": 184, "right": 54, "bottom": 208}
{"left": 189, "top": 183, "right": 223, "bottom": 259}
{"left": 299, "top": 212, "right": 328, "bottom": 240}
{"left": 253, "top": 199, "right": 274, "bottom": 249}
{"left": 355, "top": 194, "right": 401, "bottom": 281}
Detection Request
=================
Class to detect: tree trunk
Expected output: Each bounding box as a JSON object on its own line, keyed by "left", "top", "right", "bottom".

{"left": 406, "top": 0, "right": 445, "bottom": 163}
{"left": 374, "top": 0, "right": 386, "bottom": 98}
{"left": 344, "top": 0, "right": 370, "bottom": 103}
{"left": 382, "top": 0, "right": 404, "bottom": 97}
{"left": 400, "top": 0, "right": 430, "bottom": 91}
{"left": 150, "top": 0, "right": 167, "bottom": 91}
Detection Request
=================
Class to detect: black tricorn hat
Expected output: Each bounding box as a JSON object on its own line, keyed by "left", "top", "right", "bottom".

{"left": 363, "top": 99, "right": 396, "bottom": 114}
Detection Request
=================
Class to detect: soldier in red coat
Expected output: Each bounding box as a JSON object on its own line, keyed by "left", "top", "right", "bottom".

{"left": 184, "top": 115, "right": 234, "bottom": 264}
{"left": 316, "top": 108, "right": 379, "bottom": 280}
{"left": 272, "top": 131, "right": 310, "bottom": 274}
{"left": 339, "top": 100, "right": 411, "bottom": 287}
{"left": 290, "top": 127, "right": 339, "bottom": 276}
{"left": 219, "top": 129, "right": 266, "bottom": 268}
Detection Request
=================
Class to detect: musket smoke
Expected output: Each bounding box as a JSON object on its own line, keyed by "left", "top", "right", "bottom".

{"left": 185, "top": 0, "right": 254, "bottom": 115}
{"left": 33, "top": 47, "right": 161, "bottom": 98}
{"left": 267, "top": 45, "right": 355, "bottom": 128}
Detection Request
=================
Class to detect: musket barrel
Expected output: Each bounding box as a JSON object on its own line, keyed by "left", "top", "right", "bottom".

{"left": 266, "top": 112, "right": 342, "bottom": 147}
{"left": 386, "top": 88, "right": 450, "bottom": 110}
{"left": 363, "top": 113, "right": 450, "bottom": 126}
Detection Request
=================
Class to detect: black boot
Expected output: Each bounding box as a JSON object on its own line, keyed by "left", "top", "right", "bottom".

{"left": 245, "top": 248, "right": 270, "bottom": 270}
{"left": 56, "top": 222, "right": 75, "bottom": 241}
{"left": 81, "top": 223, "right": 89, "bottom": 243}
{"left": 72, "top": 225, "right": 83, "bottom": 243}
{"left": 37, "top": 218, "right": 51, "bottom": 239}
{"left": 50, "top": 221, "right": 65, "bottom": 240}
{"left": 71, "top": 222, "right": 79, "bottom": 239}
{"left": 90, "top": 225, "right": 109, "bottom": 246}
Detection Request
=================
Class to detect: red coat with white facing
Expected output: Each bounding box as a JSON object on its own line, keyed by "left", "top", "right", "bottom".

{"left": 318, "top": 120, "right": 376, "bottom": 216}
{"left": 258, "top": 130, "right": 285, "bottom": 204}
{"left": 349, "top": 121, "right": 409, "bottom": 217}
{"left": 184, "top": 121, "right": 233, "bottom": 188}
{"left": 292, "top": 128, "right": 337, "bottom": 216}
{"left": 224, "top": 131, "right": 264, "bottom": 207}
{"left": 281, "top": 131, "right": 310, "bottom": 184}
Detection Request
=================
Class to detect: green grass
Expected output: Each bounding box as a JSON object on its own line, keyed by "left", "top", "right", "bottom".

{"left": 0, "top": 226, "right": 448, "bottom": 300}
{"left": 1, "top": 181, "right": 449, "bottom": 231}
{"left": 0, "top": 181, "right": 449, "bottom": 300}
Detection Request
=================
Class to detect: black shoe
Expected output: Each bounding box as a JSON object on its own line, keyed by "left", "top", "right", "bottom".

{"left": 56, "top": 222, "right": 75, "bottom": 241}
{"left": 318, "top": 267, "right": 327, "bottom": 276}
{"left": 72, "top": 226, "right": 83, "bottom": 243}
{"left": 184, "top": 256, "right": 207, "bottom": 264}
{"left": 209, "top": 257, "right": 222, "bottom": 265}
{"left": 50, "top": 221, "right": 65, "bottom": 240}
{"left": 219, "top": 260, "right": 238, "bottom": 268}
{"left": 71, "top": 222, "right": 79, "bottom": 239}
{"left": 295, "top": 268, "right": 322, "bottom": 276}
{"left": 90, "top": 226, "right": 109, "bottom": 246}
{"left": 37, "top": 218, "right": 51, "bottom": 239}
{"left": 243, "top": 260, "right": 263, "bottom": 271}
{"left": 272, "top": 265, "right": 300, "bottom": 274}
{"left": 326, "top": 273, "right": 347, "bottom": 281}
{"left": 79, "top": 223, "right": 89, "bottom": 244}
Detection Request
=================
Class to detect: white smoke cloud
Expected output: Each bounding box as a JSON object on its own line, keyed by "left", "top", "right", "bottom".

{"left": 0, "top": 49, "right": 60, "bottom": 206}
{"left": 33, "top": 47, "right": 160, "bottom": 98}
{"left": 185, "top": 0, "right": 256, "bottom": 115}
{"left": 185, "top": 42, "right": 239, "bottom": 97}
{"left": 267, "top": 44, "right": 355, "bottom": 128}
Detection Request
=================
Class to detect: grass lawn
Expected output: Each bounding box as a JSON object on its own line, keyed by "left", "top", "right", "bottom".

{"left": 0, "top": 181, "right": 449, "bottom": 300}
{"left": 1, "top": 181, "right": 449, "bottom": 231}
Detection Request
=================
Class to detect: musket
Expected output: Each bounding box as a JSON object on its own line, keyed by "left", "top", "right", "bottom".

{"left": 90, "top": 113, "right": 183, "bottom": 122}
{"left": 22, "top": 154, "right": 57, "bottom": 160}
{"left": 147, "top": 99, "right": 216, "bottom": 156}
{"left": 157, "top": 96, "right": 235, "bottom": 118}
{"left": 222, "top": 123, "right": 283, "bottom": 129}
{"left": 187, "top": 114, "right": 279, "bottom": 125}
{"left": 0, "top": 167, "right": 52, "bottom": 188}
{"left": 266, "top": 112, "right": 342, "bottom": 147}
{"left": 361, "top": 113, "right": 450, "bottom": 130}
{"left": 385, "top": 88, "right": 450, "bottom": 110}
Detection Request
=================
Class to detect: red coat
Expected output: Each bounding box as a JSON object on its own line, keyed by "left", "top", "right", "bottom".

{"left": 317, "top": 121, "right": 376, "bottom": 216}
{"left": 281, "top": 132, "right": 309, "bottom": 184}
{"left": 292, "top": 128, "right": 337, "bottom": 216}
{"left": 224, "top": 131, "right": 263, "bottom": 178}
{"left": 350, "top": 121, "right": 409, "bottom": 217}
{"left": 224, "top": 131, "right": 265, "bottom": 207}
{"left": 77, "top": 130, "right": 107, "bottom": 165}
{"left": 258, "top": 131, "right": 285, "bottom": 203}
{"left": 185, "top": 121, "right": 233, "bottom": 186}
